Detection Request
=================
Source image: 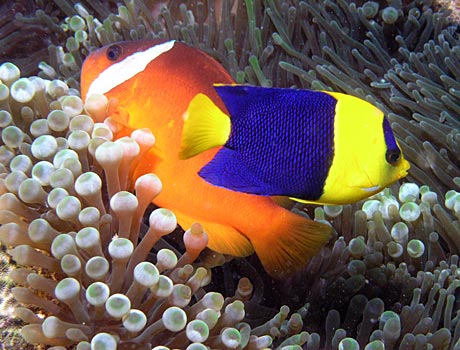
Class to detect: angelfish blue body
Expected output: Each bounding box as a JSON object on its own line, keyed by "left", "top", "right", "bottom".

{"left": 199, "top": 85, "right": 337, "bottom": 199}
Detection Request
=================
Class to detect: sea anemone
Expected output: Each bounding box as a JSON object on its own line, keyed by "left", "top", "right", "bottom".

{"left": 0, "top": 62, "right": 316, "bottom": 350}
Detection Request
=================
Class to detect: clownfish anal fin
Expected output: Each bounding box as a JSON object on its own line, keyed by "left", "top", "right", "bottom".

{"left": 174, "top": 210, "right": 254, "bottom": 257}
{"left": 270, "top": 196, "right": 295, "bottom": 209}
{"left": 179, "top": 93, "right": 231, "bottom": 159}
{"left": 199, "top": 148, "right": 274, "bottom": 195}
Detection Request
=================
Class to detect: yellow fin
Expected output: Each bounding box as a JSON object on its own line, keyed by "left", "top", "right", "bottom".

{"left": 174, "top": 210, "right": 254, "bottom": 257}
{"left": 289, "top": 197, "right": 341, "bottom": 206}
{"left": 179, "top": 93, "right": 231, "bottom": 159}
{"left": 249, "top": 209, "right": 333, "bottom": 279}
{"left": 289, "top": 197, "right": 318, "bottom": 204}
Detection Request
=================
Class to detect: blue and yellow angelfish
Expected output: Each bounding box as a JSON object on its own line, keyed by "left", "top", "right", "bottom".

{"left": 180, "top": 85, "right": 410, "bottom": 204}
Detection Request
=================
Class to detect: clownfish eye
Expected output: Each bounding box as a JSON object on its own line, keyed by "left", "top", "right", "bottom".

{"left": 106, "top": 44, "right": 122, "bottom": 61}
{"left": 386, "top": 148, "right": 401, "bottom": 164}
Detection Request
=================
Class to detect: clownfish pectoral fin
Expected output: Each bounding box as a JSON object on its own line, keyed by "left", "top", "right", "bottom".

{"left": 249, "top": 209, "right": 333, "bottom": 279}
{"left": 199, "top": 148, "right": 277, "bottom": 195}
{"left": 174, "top": 210, "right": 254, "bottom": 257}
{"left": 130, "top": 147, "right": 163, "bottom": 182}
{"left": 106, "top": 100, "right": 132, "bottom": 128}
{"left": 179, "top": 93, "right": 231, "bottom": 160}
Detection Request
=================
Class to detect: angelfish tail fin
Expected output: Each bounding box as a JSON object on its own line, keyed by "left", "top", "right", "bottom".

{"left": 250, "top": 209, "right": 333, "bottom": 279}
{"left": 179, "top": 93, "right": 231, "bottom": 159}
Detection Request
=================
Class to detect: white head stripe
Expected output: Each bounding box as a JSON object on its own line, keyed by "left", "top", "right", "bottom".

{"left": 86, "top": 40, "right": 176, "bottom": 99}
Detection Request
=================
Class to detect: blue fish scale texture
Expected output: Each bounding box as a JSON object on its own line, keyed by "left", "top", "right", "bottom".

{"left": 220, "top": 86, "right": 336, "bottom": 199}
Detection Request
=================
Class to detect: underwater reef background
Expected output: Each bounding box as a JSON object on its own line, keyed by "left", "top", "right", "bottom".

{"left": 2, "top": 0, "right": 460, "bottom": 349}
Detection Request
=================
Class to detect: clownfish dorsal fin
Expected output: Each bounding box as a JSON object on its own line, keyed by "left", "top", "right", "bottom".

{"left": 179, "top": 93, "right": 231, "bottom": 159}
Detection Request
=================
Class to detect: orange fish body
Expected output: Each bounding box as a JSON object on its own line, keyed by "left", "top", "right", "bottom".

{"left": 81, "top": 39, "right": 331, "bottom": 278}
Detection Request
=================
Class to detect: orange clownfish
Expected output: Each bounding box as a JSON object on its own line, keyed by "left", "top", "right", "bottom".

{"left": 80, "top": 39, "right": 334, "bottom": 278}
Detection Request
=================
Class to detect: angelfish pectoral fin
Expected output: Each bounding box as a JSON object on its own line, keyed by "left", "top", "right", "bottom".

{"left": 179, "top": 93, "right": 231, "bottom": 159}
{"left": 199, "top": 148, "right": 279, "bottom": 195}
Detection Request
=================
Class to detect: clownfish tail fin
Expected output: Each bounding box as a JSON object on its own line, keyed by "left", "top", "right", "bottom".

{"left": 179, "top": 93, "right": 231, "bottom": 159}
{"left": 250, "top": 208, "right": 333, "bottom": 279}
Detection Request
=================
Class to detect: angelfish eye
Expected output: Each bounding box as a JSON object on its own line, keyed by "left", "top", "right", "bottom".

{"left": 386, "top": 149, "right": 401, "bottom": 164}
{"left": 106, "top": 44, "right": 122, "bottom": 61}
{"left": 382, "top": 117, "right": 401, "bottom": 165}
